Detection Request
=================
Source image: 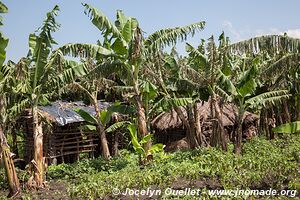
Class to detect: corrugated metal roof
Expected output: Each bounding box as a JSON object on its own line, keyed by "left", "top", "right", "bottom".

{"left": 39, "top": 101, "right": 112, "bottom": 126}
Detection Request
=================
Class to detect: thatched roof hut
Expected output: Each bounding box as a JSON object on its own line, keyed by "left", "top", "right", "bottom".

{"left": 151, "top": 98, "right": 259, "bottom": 149}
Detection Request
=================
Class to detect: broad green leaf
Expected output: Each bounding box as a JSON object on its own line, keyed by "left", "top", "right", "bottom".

{"left": 237, "top": 64, "right": 258, "bottom": 97}
{"left": 237, "top": 78, "right": 256, "bottom": 97}
{"left": 56, "top": 62, "right": 87, "bottom": 86}
{"left": 127, "top": 123, "right": 137, "bottom": 139}
{"left": 164, "top": 55, "right": 178, "bottom": 69}
{"left": 149, "top": 144, "right": 165, "bottom": 154}
{"left": 0, "top": 32, "right": 8, "bottom": 67}
{"left": 106, "top": 121, "right": 130, "bottom": 133}
{"left": 150, "top": 97, "right": 192, "bottom": 115}
{"left": 60, "top": 43, "right": 113, "bottom": 58}
{"left": 107, "top": 104, "right": 135, "bottom": 115}
{"left": 127, "top": 123, "right": 144, "bottom": 154}
{"left": 81, "top": 124, "right": 97, "bottom": 131}
{"left": 115, "top": 10, "right": 129, "bottom": 30}
{"left": 0, "top": 2, "right": 7, "bottom": 26}
{"left": 272, "top": 121, "right": 300, "bottom": 134}
{"left": 100, "top": 110, "right": 108, "bottom": 126}
{"left": 111, "top": 38, "right": 127, "bottom": 55}
{"left": 122, "top": 18, "right": 132, "bottom": 43}
{"left": 38, "top": 93, "right": 50, "bottom": 105}
{"left": 0, "top": 2, "right": 8, "bottom": 14}
{"left": 130, "top": 18, "right": 138, "bottom": 30}
{"left": 28, "top": 34, "right": 37, "bottom": 56}
{"left": 74, "top": 108, "right": 97, "bottom": 124}
{"left": 145, "top": 21, "right": 205, "bottom": 51}
{"left": 29, "top": 6, "right": 60, "bottom": 89}
{"left": 217, "top": 69, "right": 237, "bottom": 96}
{"left": 141, "top": 81, "right": 158, "bottom": 100}
{"left": 8, "top": 99, "right": 30, "bottom": 118}
{"left": 245, "top": 90, "right": 290, "bottom": 109}
{"left": 83, "top": 3, "right": 125, "bottom": 43}
{"left": 140, "top": 134, "right": 152, "bottom": 145}
{"left": 185, "top": 42, "right": 208, "bottom": 66}
{"left": 222, "top": 60, "right": 232, "bottom": 76}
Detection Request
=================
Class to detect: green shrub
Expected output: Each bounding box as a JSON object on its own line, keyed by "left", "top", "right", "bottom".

{"left": 1, "top": 135, "right": 298, "bottom": 199}
{"left": 43, "top": 135, "right": 300, "bottom": 199}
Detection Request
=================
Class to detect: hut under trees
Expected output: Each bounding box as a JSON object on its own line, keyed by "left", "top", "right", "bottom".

{"left": 18, "top": 101, "right": 127, "bottom": 165}
{"left": 151, "top": 99, "right": 259, "bottom": 151}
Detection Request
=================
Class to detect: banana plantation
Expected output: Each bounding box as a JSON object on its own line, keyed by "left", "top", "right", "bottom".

{"left": 0, "top": 2, "right": 299, "bottom": 199}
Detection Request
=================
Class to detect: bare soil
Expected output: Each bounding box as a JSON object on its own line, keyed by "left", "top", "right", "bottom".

{"left": 0, "top": 177, "right": 223, "bottom": 200}
{"left": 0, "top": 181, "right": 73, "bottom": 200}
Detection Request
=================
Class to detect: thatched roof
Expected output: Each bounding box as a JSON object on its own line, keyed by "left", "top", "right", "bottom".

{"left": 152, "top": 109, "right": 183, "bottom": 130}
{"left": 151, "top": 98, "right": 259, "bottom": 131}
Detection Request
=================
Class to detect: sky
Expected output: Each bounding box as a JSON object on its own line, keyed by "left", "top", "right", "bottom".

{"left": 2, "top": 0, "right": 300, "bottom": 62}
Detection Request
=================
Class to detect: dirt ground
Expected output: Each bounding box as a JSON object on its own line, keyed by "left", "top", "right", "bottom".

{"left": 0, "top": 177, "right": 223, "bottom": 200}
{"left": 1, "top": 177, "right": 295, "bottom": 199}
{"left": 0, "top": 181, "right": 73, "bottom": 200}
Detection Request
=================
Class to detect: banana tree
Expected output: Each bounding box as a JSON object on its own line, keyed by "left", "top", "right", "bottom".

{"left": 0, "top": 96, "right": 21, "bottom": 198}
{"left": 229, "top": 35, "right": 300, "bottom": 134}
{"left": 217, "top": 57, "right": 290, "bottom": 154}
{"left": 74, "top": 103, "right": 135, "bottom": 159}
{"left": 127, "top": 123, "right": 164, "bottom": 166}
{"left": 60, "top": 4, "right": 205, "bottom": 153}
{"left": 19, "top": 6, "right": 88, "bottom": 187}
{"left": 0, "top": 61, "right": 29, "bottom": 198}
{"left": 181, "top": 33, "right": 232, "bottom": 150}
{"left": 153, "top": 52, "right": 204, "bottom": 148}
{"left": 69, "top": 67, "right": 116, "bottom": 159}
{"left": 0, "top": 2, "right": 21, "bottom": 197}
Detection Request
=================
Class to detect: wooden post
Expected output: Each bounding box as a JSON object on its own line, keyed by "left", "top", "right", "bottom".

{"left": 61, "top": 135, "right": 66, "bottom": 163}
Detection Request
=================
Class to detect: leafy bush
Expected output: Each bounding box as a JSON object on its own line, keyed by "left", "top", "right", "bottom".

{"left": 1, "top": 136, "right": 298, "bottom": 199}
{"left": 0, "top": 168, "right": 6, "bottom": 189}
{"left": 44, "top": 135, "right": 300, "bottom": 199}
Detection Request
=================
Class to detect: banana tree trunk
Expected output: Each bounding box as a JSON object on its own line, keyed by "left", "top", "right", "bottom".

{"left": 194, "top": 103, "right": 206, "bottom": 146}
{"left": 187, "top": 104, "right": 199, "bottom": 149}
{"left": 264, "top": 111, "right": 270, "bottom": 139}
{"left": 269, "top": 107, "right": 275, "bottom": 139}
{"left": 210, "top": 98, "right": 218, "bottom": 147}
{"left": 112, "top": 116, "right": 120, "bottom": 157}
{"left": 112, "top": 132, "right": 119, "bottom": 156}
{"left": 283, "top": 101, "right": 291, "bottom": 123}
{"left": 135, "top": 96, "right": 151, "bottom": 152}
{"left": 0, "top": 127, "right": 20, "bottom": 198}
{"left": 4, "top": 124, "right": 18, "bottom": 158}
{"left": 234, "top": 107, "right": 244, "bottom": 155}
{"left": 258, "top": 109, "right": 265, "bottom": 137}
{"left": 175, "top": 104, "right": 201, "bottom": 149}
{"left": 11, "top": 126, "right": 18, "bottom": 158}
{"left": 211, "top": 95, "right": 227, "bottom": 151}
{"left": 93, "top": 99, "right": 110, "bottom": 160}
{"left": 32, "top": 106, "right": 44, "bottom": 187}
{"left": 296, "top": 97, "right": 300, "bottom": 121}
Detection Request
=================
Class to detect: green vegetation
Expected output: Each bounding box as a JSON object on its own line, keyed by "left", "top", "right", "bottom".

{"left": 0, "top": 1, "right": 300, "bottom": 199}
{"left": 1, "top": 135, "right": 297, "bottom": 199}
